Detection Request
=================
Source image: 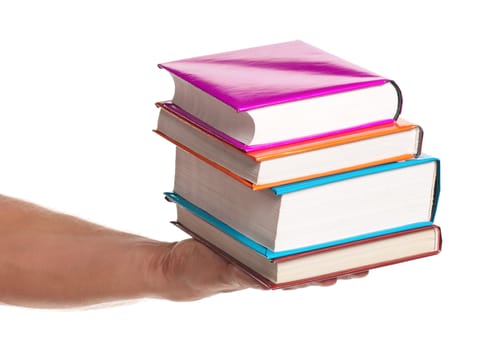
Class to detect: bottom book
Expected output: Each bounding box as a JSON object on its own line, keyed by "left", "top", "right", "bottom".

{"left": 168, "top": 197, "right": 442, "bottom": 289}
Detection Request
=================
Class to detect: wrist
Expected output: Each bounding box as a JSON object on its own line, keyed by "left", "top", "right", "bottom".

{"left": 137, "top": 239, "right": 175, "bottom": 299}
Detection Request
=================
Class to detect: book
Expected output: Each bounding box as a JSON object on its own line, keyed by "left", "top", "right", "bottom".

{"left": 172, "top": 148, "right": 440, "bottom": 254}
{"left": 158, "top": 40, "right": 403, "bottom": 151}
{"left": 155, "top": 106, "right": 423, "bottom": 190}
{"left": 170, "top": 203, "right": 442, "bottom": 289}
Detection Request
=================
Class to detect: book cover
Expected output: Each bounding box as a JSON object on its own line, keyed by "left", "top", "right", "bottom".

{"left": 158, "top": 40, "right": 401, "bottom": 113}
{"left": 157, "top": 41, "right": 403, "bottom": 150}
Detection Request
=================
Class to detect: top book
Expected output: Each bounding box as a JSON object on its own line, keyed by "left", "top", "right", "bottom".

{"left": 158, "top": 40, "right": 402, "bottom": 151}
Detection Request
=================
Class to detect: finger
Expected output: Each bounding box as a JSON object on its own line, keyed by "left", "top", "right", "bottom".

{"left": 350, "top": 270, "right": 369, "bottom": 278}
{"left": 226, "top": 263, "right": 267, "bottom": 290}
{"left": 282, "top": 277, "right": 338, "bottom": 290}
{"left": 338, "top": 270, "right": 369, "bottom": 280}
{"left": 315, "top": 278, "right": 338, "bottom": 287}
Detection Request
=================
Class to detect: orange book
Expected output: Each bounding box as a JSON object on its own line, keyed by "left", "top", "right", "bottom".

{"left": 155, "top": 105, "right": 423, "bottom": 190}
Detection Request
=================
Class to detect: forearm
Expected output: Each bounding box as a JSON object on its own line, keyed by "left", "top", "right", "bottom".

{"left": 0, "top": 195, "right": 170, "bottom": 308}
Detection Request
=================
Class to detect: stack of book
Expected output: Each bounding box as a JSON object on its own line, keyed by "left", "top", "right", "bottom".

{"left": 154, "top": 40, "right": 442, "bottom": 289}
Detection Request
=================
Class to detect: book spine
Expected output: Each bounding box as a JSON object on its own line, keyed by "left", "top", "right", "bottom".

{"left": 390, "top": 80, "right": 403, "bottom": 120}
{"left": 431, "top": 159, "right": 441, "bottom": 221}
{"left": 415, "top": 125, "right": 424, "bottom": 157}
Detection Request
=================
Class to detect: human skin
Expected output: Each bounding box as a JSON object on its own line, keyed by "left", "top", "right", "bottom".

{"left": 0, "top": 194, "right": 366, "bottom": 308}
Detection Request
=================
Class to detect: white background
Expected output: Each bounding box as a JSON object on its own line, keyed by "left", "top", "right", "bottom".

{"left": 0, "top": 1, "right": 476, "bottom": 349}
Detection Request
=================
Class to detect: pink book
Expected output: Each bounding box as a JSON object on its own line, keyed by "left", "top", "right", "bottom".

{"left": 158, "top": 40, "right": 402, "bottom": 152}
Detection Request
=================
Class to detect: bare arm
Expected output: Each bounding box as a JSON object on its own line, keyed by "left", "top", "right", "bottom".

{"left": 0, "top": 194, "right": 259, "bottom": 308}
{"left": 0, "top": 194, "right": 366, "bottom": 308}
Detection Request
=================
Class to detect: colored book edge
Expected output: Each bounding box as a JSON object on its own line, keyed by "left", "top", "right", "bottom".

{"left": 154, "top": 105, "right": 424, "bottom": 190}
{"left": 270, "top": 153, "right": 440, "bottom": 225}
{"left": 158, "top": 40, "right": 402, "bottom": 114}
{"left": 248, "top": 116, "right": 419, "bottom": 161}
{"left": 156, "top": 101, "right": 396, "bottom": 152}
{"left": 164, "top": 192, "right": 436, "bottom": 260}
{"left": 273, "top": 154, "right": 437, "bottom": 189}
{"left": 154, "top": 128, "right": 421, "bottom": 191}
{"left": 156, "top": 101, "right": 421, "bottom": 161}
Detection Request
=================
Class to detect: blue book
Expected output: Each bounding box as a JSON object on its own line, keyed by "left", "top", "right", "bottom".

{"left": 171, "top": 149, "right": 440, "bottom": 256}
{"left": 168, "top": 198, "right": 442, "bottom": 289}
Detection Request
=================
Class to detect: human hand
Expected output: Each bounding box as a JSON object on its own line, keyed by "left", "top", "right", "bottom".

{"left": 149, "top": 239, "right": 369, "bottom": 300}
{"left": 282, "top": 270, "right": 369, "bottom": 289}
{"left": 148, "top": 239, "right": 264, "bottom": 301}
{"left": 0, "top": 195, "right": 369, "bottom": 308}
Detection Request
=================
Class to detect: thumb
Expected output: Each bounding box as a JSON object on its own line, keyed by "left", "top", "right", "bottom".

{"left": 225, "top": 263, "right": 268, "bottom": 290}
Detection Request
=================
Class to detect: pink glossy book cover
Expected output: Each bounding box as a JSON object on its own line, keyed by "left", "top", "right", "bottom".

{"left": 158, "top": 40, "right": 401, "bottom": 112}
{"left": 158, "top": 41, "right": 403, "bottom": 151}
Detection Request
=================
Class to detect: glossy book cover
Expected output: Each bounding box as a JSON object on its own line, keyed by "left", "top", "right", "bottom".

{"left": 158, "top": 40, "right": 400, "bottom": 113}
